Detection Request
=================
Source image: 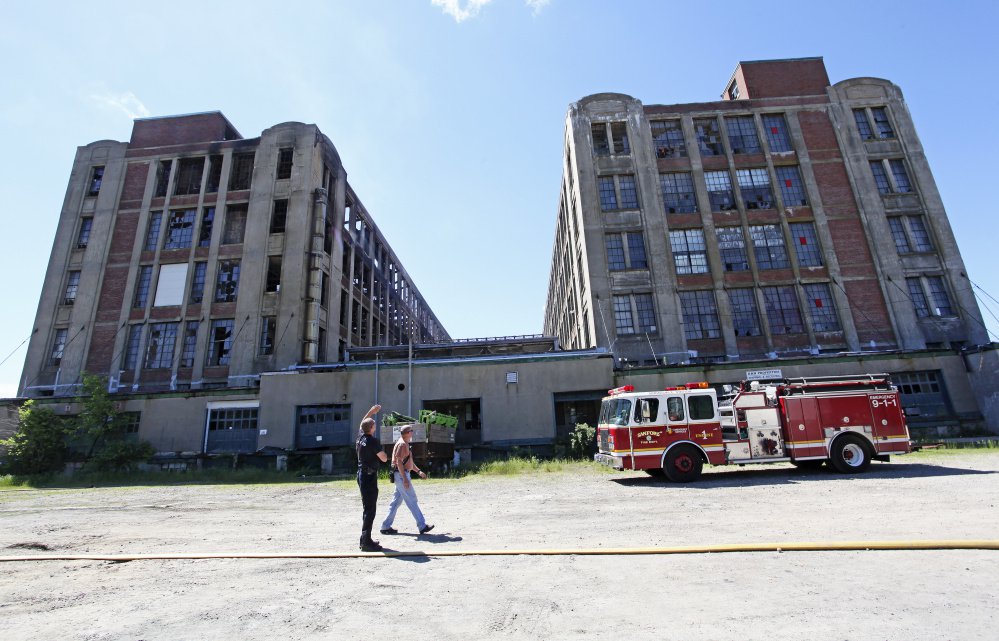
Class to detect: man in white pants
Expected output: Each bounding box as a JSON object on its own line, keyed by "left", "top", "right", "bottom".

{"left": 380, "top": 425, "right": 434, "bottom": 536}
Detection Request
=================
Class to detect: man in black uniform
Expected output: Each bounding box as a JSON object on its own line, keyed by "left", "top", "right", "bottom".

{"left": 356, "top": 404, "right": 388, "bottom": 551}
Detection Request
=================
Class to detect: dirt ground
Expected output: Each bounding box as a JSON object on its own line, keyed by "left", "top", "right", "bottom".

{"left": 1, "top": 451, "right": 998, "bottom": 641}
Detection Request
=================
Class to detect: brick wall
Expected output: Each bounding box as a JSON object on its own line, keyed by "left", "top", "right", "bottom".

{"left": 738, "top": 59, "right": 830, "bottom": 99}
{"left": 130, "top": 113, "right": 238, "bottom": 148}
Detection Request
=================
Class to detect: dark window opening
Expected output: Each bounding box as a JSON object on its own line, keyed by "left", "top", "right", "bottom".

{"left": 266, "top": 256, "right": 282, "bottom": 293}
{"left": 270, "top": 199, "right": 288, "bottom": 234}
{"left": 229, "top": 152, "right": 255, "bottom": 191}
{"left": 88, "top": 166, "right": 104, "bottom": 196}
{"left": 174, "top": 157, "right": 205, "bottom": 196}
{"left": 276, "top": 148, "right": 293, "bottom": 180}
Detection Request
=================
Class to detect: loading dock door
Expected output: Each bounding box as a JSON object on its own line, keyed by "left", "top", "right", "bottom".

{"left": 423, "top": 399, "right": 481, "bottom": 446}
{"left": 296, "top": 404, "right": 352, "bottom": 450}
{"left": 204, "top": 401, "right": 260, "bottom": 454}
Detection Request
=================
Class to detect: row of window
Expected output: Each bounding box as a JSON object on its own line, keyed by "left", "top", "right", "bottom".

{"left": 599, "top": 165, "right": 808, "bottom": 215}
{"left": 603, "top": 223, "right": 822, "bottom": 278}
{"left": 612, "top": 282, "right": 841, "bottom": 340}
{"left": 121, "top": 316, "right": 276, "bottom": 371}
{"left": 593, "top": 113, "right": 795, "bottom": 161}
{"left": 594, "top": 107, "right": 897, "bottom": 164}
{"left": 128, "top": 254, "right": 281, "bottom": 311}
{"left": 148, "top": 147, "right": 293, "bottom": 200}
{"left": 142, "top": 200, "right": 288, "bottom": 253}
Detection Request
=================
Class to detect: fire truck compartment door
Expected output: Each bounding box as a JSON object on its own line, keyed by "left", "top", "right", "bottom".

{"left": 746, "top": 407, "right": 784, "bottom": 458}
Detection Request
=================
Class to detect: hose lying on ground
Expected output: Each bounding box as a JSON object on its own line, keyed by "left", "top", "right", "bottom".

{"left": 2, "top": 539, "right": 998, "bottom": 563}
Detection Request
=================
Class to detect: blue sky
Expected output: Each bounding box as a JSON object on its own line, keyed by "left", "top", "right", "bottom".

{"left": 2, "top": 0, "right": 998, "bottom": 397}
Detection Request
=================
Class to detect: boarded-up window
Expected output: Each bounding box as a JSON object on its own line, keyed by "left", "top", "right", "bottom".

{"left": 153, "top": 263, "right": 189, "bottom": 307}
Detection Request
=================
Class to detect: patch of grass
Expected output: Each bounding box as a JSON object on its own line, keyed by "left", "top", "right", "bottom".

{"left": 0, "top": 456, "right": 619, "bottom": 491}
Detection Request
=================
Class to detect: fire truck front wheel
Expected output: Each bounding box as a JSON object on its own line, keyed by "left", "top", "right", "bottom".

{"left": 828, "top": 435, "right": 873, "bottom": 473}
{"left": 662, "top": 445, "right": 703, "bottom": 483}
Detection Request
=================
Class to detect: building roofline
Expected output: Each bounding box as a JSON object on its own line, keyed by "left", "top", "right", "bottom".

{"left": 132, "top": 110, "right": 242, "bottom": 139}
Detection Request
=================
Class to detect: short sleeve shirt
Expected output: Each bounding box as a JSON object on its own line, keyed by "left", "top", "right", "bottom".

{"left": 356, "top": 433, "right": 382, "bottom": 472}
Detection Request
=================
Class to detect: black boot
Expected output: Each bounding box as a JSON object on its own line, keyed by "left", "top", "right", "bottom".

{"left": 360, "top": 531, "right": 382, "bottom": 552}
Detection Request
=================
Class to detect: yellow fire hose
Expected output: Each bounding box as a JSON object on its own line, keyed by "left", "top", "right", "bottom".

{"left": 2, "top": 540, "right": 997, "bottom": 563}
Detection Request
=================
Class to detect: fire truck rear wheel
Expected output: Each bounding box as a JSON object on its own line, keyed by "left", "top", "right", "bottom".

{"left": 829, "top": 435, "right": 872, "bottom": 474}
{"left": 663, "top": 445, "right": 703, "bottom": 483}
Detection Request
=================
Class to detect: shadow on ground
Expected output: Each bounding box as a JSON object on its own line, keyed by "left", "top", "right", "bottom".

{"left": 610, "top": 461, "right": 995, "bottom": 489}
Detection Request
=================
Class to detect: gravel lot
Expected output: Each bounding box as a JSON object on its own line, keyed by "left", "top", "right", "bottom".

{"left": 2, "top": 451, "right": 998, "bottom": 640}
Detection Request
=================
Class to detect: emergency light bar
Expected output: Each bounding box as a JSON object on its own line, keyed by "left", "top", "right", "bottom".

{"left": 665, "top": 382, "right": 709, "bottom": 391}
{"left": 608, "top": 385, "right": 634, "bottom": 396}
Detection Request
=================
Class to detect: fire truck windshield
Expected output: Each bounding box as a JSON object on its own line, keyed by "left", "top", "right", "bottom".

{"left": 599, "top": 398, "right": 632, "bottom": 426}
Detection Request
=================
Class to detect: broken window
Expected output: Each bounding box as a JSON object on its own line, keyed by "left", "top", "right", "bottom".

{"left": 144, "top": 322, "right": 178, "bottom": 369}
{"left": 762, "top": 286, "right": 803, "bottom": 335}
{"left": 704, "top": 171, "right": 735, "bottom": 211}
{"left": 189, "top": 262, "right": 207, "bottom": 304}
{"left": 222, "top": 204, "right": 247, "bottom": 245}
{"left": 694, "top": 118, "right": 722, "bottom": 156}
{"left": 789, "top": 222, "right": 823, "bottom": 267}
{"left": 775, "top": 165, "right": 808, "bottom": 207}
{"left": 650, "top": 120, "right": 686, "bottom": 158}
{"left": 728, "top": 289, "right": 761, "bottom": 336}
{"left": 679, "top": 290, "right": 721, "bottom": 340}
{"left": 762, "top": 114, "right": 792, "bottom": 153}
{"left": 669, "top": 229, "right": 709, "bottom": 275}
{"left": 266, "top": 256, "right": 282, "bottom": 293}
{"left": 611, "top": 122, "right": 630, "bottom": 155}
{"left": 206, "top": 155, "right": 223, "bottom": 193}
{"left": 320, "top": 271, "right": 329, "bottom": 307}
{"left": 144, "top": 212, "right": 162, "bottom": 251}
{"left": 660, "top": 172, "right": 697, "bottom": 213}
{"left": 64, "top": 271, "right": 80, "bottom": 305}
{"left": 50, "top": 328, "right": 68, "bottom": 366}
{"left": 276, "top": 148, "right": 293, "bottom": 179}
{"left": 133, "top": 265, "right": 153, "bottom": 308}
{"left": 88, "top": 166, "right": 104, "bottom": 196}
{"left": 725, "top": 116, "right": 761, "bottom": 154}
{"left": 77, "top": 217, "right": 93, "bottom": 249}
{"left": 750, "top": 225, "right": 789, "bottom": 270}
{"left": 736, "top": 168, "right": 774, "bottom": 209}
{"left": 198, "top": 207, "right": 215, "bottom": 247}
{"left": 270, "top": 199, "right": 288, "bottom": 234}
{"left": 228, "top": 152, "right": 255, "bottom": 191}
{"left": 123, "top": 325, "right": 143, "bottom": 369}
{"left": 214, "top": 260, "right": 240, "bottom": 303}
{"left": 259, "top": 317, "right": 276, "bottom": 356}
{"left": 173, "top": 157, "right": 205, "bottom": 196}
{"left": 206, "top": 319, "right": 234, "bottom": 366}
{"left": 803, "top": 283, "right": 840, "bottom": 332}
{"left": 871, "top": 107, "right": 895, "bottom": 139}
{"left": 591, "top": 123, "right": 610, "bottom": 156}
{"left": 163, "top": 209, "right": 196, "bottom": 249}
{"left": 925, "top": 276, "right": 955, "bottom": 316}
{"left": 154, "top": 160, "right": 172, "bottom": 197}
{"left": 716, "top": 227, "right": 749, "bottom": 272}
{"left": 180, "top": 321, "right": 199, "bottom": 368}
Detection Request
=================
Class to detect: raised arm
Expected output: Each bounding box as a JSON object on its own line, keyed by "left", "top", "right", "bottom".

{"left": 363, "top": 404, "right": 382, "bottom": 422}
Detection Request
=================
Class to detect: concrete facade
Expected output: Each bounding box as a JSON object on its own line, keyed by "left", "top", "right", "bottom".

{"left": 21, "top": 113, "right": 449, "bottom": 399}
{"left": 544, "top": 57, "right": 999, "bottom": 432}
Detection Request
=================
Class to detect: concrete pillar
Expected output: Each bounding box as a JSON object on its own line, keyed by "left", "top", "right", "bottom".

{"left": 321, "top": 452, "right": 334, "bottom": 474}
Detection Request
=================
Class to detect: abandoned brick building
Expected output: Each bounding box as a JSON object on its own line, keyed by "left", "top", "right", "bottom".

{"left": 544, "top": 57, "right": 998, "bottom": 432}
{"left": 13, "top": 58, "right": 998, "bottom": 463}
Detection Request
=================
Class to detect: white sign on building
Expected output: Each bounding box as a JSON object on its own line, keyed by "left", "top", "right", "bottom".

{"left": 746, "top": 368, "right": 783, "bottom": 381}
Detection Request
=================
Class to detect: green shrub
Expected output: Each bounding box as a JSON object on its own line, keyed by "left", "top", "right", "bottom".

{"left": 1, "top": 401, "right": 71, "bottom": 475}
{"left": 568, "top": 422, "right": 596, "bottom": 460}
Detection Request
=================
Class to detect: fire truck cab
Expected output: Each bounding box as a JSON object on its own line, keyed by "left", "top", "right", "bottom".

{"left": 594, "top": 374, "right": 911, "bottom": 482}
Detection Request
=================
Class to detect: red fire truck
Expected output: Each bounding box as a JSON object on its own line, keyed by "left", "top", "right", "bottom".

{"left": 594, "top": 374, "right": 911, "bottom": 482}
